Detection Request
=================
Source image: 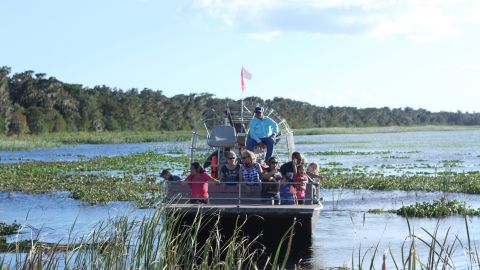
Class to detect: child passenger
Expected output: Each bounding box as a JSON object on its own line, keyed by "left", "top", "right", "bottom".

{"left": 306, "top": 162, "right": 323, "bottom": 183}
{"left": 293, "top": 165, "right": 308, "bottom": 204}
{"left": 280, "top": 176, "right": 296, "bottom": 205}
{"left": 306, "top": 162, "right": 323, "bottom": 204}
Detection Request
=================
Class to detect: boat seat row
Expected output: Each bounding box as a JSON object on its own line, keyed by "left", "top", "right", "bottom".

{"left": 165, "top": 182, "right": 314, "bottom": 205}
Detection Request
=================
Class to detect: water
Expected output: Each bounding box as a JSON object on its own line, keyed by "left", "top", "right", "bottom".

{"left": 2, "top": 129, "right": 480, "bottom": 268}
{"left": 296, "top": 130, "right": 480, "bottom": 175}
{"left": 311, "top": 189, "right": 480, "bottom": 268}
{"left": 0, "top": 141, "right": 188, "bottom": 163}
{"left": 0, "top": 192, "right": 152, "bottom": 243}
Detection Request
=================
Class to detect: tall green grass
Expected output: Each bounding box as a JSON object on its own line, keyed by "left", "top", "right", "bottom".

{"left": 352, "top": 216, "right": 479, "bottom": 269}
{"left": 0, "top": 130, "right": 199, "bottom": 151}
{"left": 0, "top": 204, "right": 295, "bottom": 269}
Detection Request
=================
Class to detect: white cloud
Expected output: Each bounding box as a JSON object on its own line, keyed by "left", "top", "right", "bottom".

{"left": 193, "top": 0, "right": 480, "bottom": 42}
{"left": 462, "top": 64, "right": 480, "bottom": 71}
{"left": 246, "top": 31, "right": 281, "bottom": 41}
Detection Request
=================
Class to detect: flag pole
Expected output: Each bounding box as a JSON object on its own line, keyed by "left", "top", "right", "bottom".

{"left": 241, "top": 66, "right": 244, "bottom": 133}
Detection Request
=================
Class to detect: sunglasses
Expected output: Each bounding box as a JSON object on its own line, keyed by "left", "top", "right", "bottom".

{"left": 270, "top": 162, "right": 278, "bottom": 164}
{"left": 228, "top": 157, "right": 236, "bottom": 160}
{"left": 241, "top": 156, "right": 248, "bottom": 160}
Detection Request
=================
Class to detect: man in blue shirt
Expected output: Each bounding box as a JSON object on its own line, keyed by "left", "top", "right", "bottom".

{"left": 246, "top": 106, "right": 279, "bottom": 162}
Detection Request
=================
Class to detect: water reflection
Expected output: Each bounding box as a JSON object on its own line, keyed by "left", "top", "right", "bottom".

{"left": 311, "top": 189, "right": 480, "bottom": 269}
{"left": 0, "top": 192, "right": 151, "bottom": 243}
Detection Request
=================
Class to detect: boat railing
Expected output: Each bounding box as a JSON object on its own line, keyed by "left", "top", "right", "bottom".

{"left": 164, "top": 181, "right": 320, "bottom": 206}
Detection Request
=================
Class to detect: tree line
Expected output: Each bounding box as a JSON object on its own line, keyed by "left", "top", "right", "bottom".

{"left": 1, "top": 66, "right": 479, "bottom": 135}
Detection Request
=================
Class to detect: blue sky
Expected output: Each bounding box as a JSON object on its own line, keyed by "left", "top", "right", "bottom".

{"left": 2, "top": 0, "right": 479, "bottom": 112}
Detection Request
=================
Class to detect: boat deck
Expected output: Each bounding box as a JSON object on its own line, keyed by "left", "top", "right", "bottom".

{"left": 167, "top": 203, "right": 322, "bottom": 216}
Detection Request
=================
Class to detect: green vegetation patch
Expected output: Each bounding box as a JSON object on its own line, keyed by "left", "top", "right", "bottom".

{"left": 306, "top": 150, "right": 391, "bottom": 156}
{"left": 398, "top": 198, "right": 480, "bottom": 217}
{"left": 381, "top": 155, "right": 410, "bottom": 159}
{"left": 320, "top": 169, "right": 480, "bottom": 194}
{"left": 368, "top": 199, "right": 480, "bottom": 218}
{"left": 0, "top": 130, "right": 197, "bottom": 151}
{"left": 0, "top": 151, "right": 189, "bottom": 204}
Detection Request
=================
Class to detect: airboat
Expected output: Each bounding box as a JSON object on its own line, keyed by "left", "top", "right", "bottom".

{"left": 165, "top": 102, "right": 322, "bottom": 245}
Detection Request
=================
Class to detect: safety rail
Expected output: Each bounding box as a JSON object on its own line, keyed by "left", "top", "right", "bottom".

{"left": 164, "top": 181, "right": 320, "bottom": 206}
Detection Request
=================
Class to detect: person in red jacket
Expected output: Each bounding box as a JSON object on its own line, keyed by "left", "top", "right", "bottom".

{"left": 293, "top": 165, "right": 308, "bottom": 205}
{"left": 185, "top": 162, "right": 219, "bottom": 204}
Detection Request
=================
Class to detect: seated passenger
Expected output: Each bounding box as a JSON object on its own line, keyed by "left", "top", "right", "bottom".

{"left": 280, "top": 151, "right": 304, "bottom": 180}
{"left": 203, "top": 150, "right": 220, "bottom": 178}
{"left": 160, "top": 169, "right": 181, "bottom": 182}
{"left": 246, "top": 106, "right": 279, "bottom": 162}
{"left": 307, "top": 162, "right": 323, "bottom": 204}
{"left": 280, "top": 178, "right": 296, "bottom": 205}
{"left": 218, "top": 151, "right": 240, "bottom": 186}
{"left": 239, "top": 150, "right": 263, "bottom": 186}
{"left": 306, "top": 162, "right": 323, "bottom": 183}
{"left": 184, "top": 162, "right": 219, "bottom": 204}
{"left": 261, "top": 157, "right": 282, "bottom": 205}
{"left": 293, "top": 165, "right": 308, "bottom": 205}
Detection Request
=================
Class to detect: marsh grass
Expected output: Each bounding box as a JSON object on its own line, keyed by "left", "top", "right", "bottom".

{"left": 352, "top": 217, "right": 480, "bottom": 270}
{"left": 0, "top": 205, "right": 294, "bottom": 269}
{"left": 0, "top": 151, "right": 188, "bottom": 204}
{"left": 397, "top": 198, "right": 480, "bottom": 218}
{"left": 305, "top": 150, "right": 391, "bottom": 156}
{"left": 321, "top": 171, "right": 480, "bottom": 195}
{"left": 294, "top": 125, "right": 480, "bottom": 136}
{"left": 2, "top": 125, "right": 478, "bottom": 151}
{"left": 4, "top": 149, "right": 480, "bottom": 204}
{"left": 367, "top": 198, "right": 480, "bottom": 217}
{"left": 0, "top": 130, "right": 198, "bottom": 151}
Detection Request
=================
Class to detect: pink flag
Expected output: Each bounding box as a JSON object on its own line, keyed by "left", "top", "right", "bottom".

{"left": 241, "top": 66, "right": 252, "bottom": 92}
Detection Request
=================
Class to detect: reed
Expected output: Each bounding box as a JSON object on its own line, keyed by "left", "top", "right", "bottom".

{"left": 352, "top": 216, "right": 479, "bottom": 269}
{"left": 0, "top": 204, "right": 294, "bottom": 269}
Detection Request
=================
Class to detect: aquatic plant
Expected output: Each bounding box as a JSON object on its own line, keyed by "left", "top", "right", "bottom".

{"left": 0, "top": 151, "right": 188, "bottom": 204}
{"left": 397, "top": 198, "right": 480, "bottom": 218}
{"left": 305, "top": 150, "right": 391, "bottom": 156}
{"left": 352, "top": 217, "right": 479, "bottom": 270}
{"left": 368, "top": 198, "right": 480, "bottom": 218}
{"left": 0, "top": 205, "right": 295, "bottom": 269}
{"left": 320, "top": 170, "right": 480, "bottom": 195}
